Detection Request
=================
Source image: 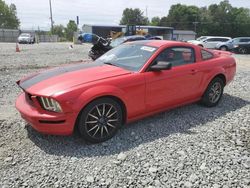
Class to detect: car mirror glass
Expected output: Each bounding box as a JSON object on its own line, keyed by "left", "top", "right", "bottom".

{"left": 149, "top": 61, "right": 172, "bottom": 71}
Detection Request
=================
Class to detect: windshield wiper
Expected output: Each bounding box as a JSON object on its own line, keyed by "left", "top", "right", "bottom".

{"left": 104, "top": 62, "right": 118, "bottom": 67}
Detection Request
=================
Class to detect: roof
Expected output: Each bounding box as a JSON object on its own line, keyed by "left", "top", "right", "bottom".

{"left": 130, "top": 40, "right": 192, "bottom": 48}
{"left": 83, "top": 24, "right": 173, "bottom": 30}
{"left": 83, "top": 24, "right": 124, "bottom": 28}
{"left": 136, "top": 25, "right": 173, "bottom": 30}
{"left": 173, "top": 30, "right": 196, "bottom": 35}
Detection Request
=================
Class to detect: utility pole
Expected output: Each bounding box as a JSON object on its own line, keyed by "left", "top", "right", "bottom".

{"left": 49, "top": 0, "right": 53, "bottom": 31}
{"left": 193, "top": 15, "right": 199, "bottom": 33}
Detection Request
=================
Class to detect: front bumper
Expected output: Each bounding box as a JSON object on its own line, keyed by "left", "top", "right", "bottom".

{"left": 18, "top": 40, "right": 29, "bottom": 43}
{"left": 15, "top": 93, "right": 78, "bottom": 135}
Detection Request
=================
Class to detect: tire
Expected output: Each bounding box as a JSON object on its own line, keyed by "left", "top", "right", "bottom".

{"left": 239, "top": 47, "right": 248, "bottom": 54}
{"left": 219, "top": 46, "right": 228, "bottom": 51}
{"left": 201, "top": 77, "right": 224, "bottom": 107}
{"left": 198, "top": 44, "right": 204, "bottom": 47}
{"left": 78, "top": 97, "right": 123, "bottom": 143}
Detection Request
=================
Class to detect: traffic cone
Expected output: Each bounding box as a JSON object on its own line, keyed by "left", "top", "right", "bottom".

{"left": 16, "top": 43, "right": 20, "bottom": 52}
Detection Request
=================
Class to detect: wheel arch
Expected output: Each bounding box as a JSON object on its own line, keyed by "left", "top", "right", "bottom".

{"left": 201, "top": 72, "right": 226, "bottom": 97}
{"left": 220, "top": 45, "right": 228, "bottom": 50}
{"left": 213, "top": 73, "right": 226, "bottom": 86}
{"left": 73, "top": 86, "right": 128, "bottom": 131}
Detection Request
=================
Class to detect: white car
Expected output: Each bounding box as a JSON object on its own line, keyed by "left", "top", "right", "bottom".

{"left": 18, "top": 33, "right": 35, "bottom": 44}
{"left": 188, "top": 36, "right": 231, "bottom": 49}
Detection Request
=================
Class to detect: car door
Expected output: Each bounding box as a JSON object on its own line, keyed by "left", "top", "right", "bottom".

{"left": 203, "top": 38, "right": 219, "bottom": 48}
{"left": 144, "top": 47, "right": 204, "bottom": 112}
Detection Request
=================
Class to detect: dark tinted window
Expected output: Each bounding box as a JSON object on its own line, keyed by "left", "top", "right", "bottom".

{"left": 201, "top": 50, "right": 214, "bottom": 60}
{"left": 219, "top": 38, "right": 230, "bottom": 42}
{"left": 154, "top": 47, "right": 195, "bottom": 67}
{"left": 206, "top": 38, "right": 229, "bottom": 42}
{"left": 239, "top": 38, "right": 250, "bottom": 42}
{"left": 205, "top": 38, "right": 217, "bottom": 42}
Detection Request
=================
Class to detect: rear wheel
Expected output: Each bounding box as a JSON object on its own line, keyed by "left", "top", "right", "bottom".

{"left": 78, "top": 98, "right": 122, "bottom": 143}
{"left": 239, "top": 47, "right": 248, "bottom": 54}
{"left": 201, "top": 77, "right": 224, "bottom": 107}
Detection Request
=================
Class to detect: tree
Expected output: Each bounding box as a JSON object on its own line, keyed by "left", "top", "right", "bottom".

{"left": 165, "top": 4, "right": 201, "bottom": 30}
{"left": 65, "top": 20, "right": 77, "bottom": 41}
{"left": 120, "top": 8, "right": 149, "bottom": 25}
{"left": 51, "top": 24, "right": 65, "bottom": 38}
{"left": 198, "top": 0, "right": 250, "bottom": 37}
{"left": 0, "top": 0, "right": 20, "bottom": 29}
{"left": 150, "top": 17, "right": 160, "bottom": 26}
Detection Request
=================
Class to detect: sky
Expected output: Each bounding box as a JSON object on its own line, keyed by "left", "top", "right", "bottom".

{"left": 4, "top": 0, "right": 250, "bottom": 30}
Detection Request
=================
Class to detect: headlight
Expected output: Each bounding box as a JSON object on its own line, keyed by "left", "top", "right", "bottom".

{"left": 234, "top": 45, "right": 239, "bottom": 48}
{"left": 38, "top": 97, "right": 62, "bottom": 113}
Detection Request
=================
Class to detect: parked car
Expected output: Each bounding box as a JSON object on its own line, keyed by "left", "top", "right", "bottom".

{"left": 232, "top": 43, "right": 250, "bottom": 54}
{"left": 78, "top": 33, "right": 161, "bottom": 60}
{"left": 16, "top": 40, "right": 236, "bottom": 143}
{"left": 215, "top": 37, "right": 250, "bottom": 51}
{"left": 110, "top": 35, "right": 147, "bottom": 48}
{"left": 188, "top": 36, "right": 231, "bottom": 49}
{"left": 18, "top": 33, "right": 35, "bottom": 44}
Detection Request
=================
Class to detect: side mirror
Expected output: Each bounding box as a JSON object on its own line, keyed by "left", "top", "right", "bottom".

{"left": 149, "top": 61, "right": 172, "bottom": 71}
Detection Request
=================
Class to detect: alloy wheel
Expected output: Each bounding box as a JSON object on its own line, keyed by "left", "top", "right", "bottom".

{"left": 208, "top": 82, "right": 222, "bottom": 103}
{"left": 85, "top": 103, "right": 118, "bottom": 139}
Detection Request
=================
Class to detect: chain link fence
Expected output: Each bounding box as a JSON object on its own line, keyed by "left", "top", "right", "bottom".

{"left": 0, "top": 29, "right": 58, "bottom": 43}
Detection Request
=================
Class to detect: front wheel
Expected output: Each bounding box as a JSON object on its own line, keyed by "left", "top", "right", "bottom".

{"left": 219, "top": 46, "right": 228, "bottom": 51}
{"left": 201, "top": 77, "right": 224, "bottom": 107}
{"left": 78, "top": 98, "right": 123, "bottom": 143}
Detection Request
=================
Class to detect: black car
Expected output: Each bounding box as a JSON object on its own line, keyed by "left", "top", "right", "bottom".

{"left": 78, "top": 33, "right": 161, "bottom": 60}
{"left": 110, "top": 35, "right": 146, "bottom": 48}
{"left": 232, "top": 43, "right": 250, "bottom": 54}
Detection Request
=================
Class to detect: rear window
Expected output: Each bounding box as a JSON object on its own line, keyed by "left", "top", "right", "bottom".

{"left": 201, "top": 50, "right": 214, "bottom": 60}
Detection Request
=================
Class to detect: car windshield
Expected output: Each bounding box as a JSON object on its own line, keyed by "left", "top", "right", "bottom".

{"left": 20, "top": 33, "right": 30, "bottom": 37}
{"left": 96, "top": 43, "right": 157, "bottom": 71}
{"left": 110, "top": 37, "right": 126, "bottom": 48}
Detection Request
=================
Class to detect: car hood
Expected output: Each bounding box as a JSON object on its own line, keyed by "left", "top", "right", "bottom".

{"left": 17, "top": 62, "right": 131, "bottom": 96}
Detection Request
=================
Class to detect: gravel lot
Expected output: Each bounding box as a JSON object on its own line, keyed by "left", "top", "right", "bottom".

{"left": 0, "top": 43, "right": 249, "bottom": 188}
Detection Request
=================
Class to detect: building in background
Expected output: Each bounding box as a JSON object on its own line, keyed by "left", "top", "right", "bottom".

{"left": 173, "top": 30, "right": 196, "bottom": 41}
{"left": 82, "top": 24, "right": 174, "bottom": 40}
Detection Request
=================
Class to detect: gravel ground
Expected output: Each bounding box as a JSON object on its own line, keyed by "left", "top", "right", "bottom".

{"left": 0, "top": 43, "right": 249, "bottom": 188}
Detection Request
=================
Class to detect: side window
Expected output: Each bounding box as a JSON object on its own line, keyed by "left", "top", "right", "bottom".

{"left": 154, "top": 47, "right": 195, "bottom": 67}
{"left": 205, "top": 38, "right": 214, "bottom": 42}
{"left": 206, "top": 38, "right": 218, "bottom": 42}
{"left": 239, "top": 38, "right": 250, "bottom": 42}
{"left": 201, "top": 49, "right": 214, "bottom": 60}
{"left": 219, "top": 38, "right": 230, "bottom": 42}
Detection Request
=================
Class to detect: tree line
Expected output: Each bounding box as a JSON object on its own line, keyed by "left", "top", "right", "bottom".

{"left": 1, "top": 0, "right": 250, "bottom": 38}
{"left": 120, "top": 0, "right": 250, "bottom": 37}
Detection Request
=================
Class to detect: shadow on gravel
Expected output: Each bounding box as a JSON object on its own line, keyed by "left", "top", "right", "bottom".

{"left": 26, "top": 94, "right": 250, "bottom": 158}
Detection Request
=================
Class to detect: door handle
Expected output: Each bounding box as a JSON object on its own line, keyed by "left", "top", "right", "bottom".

{"left": 190, "top": 69, "right": 198, "bottom": 75}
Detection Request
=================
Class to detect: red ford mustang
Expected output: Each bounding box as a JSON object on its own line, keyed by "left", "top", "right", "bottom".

{"left": 16, "top": 40, "right": 236, "bottom": 143}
